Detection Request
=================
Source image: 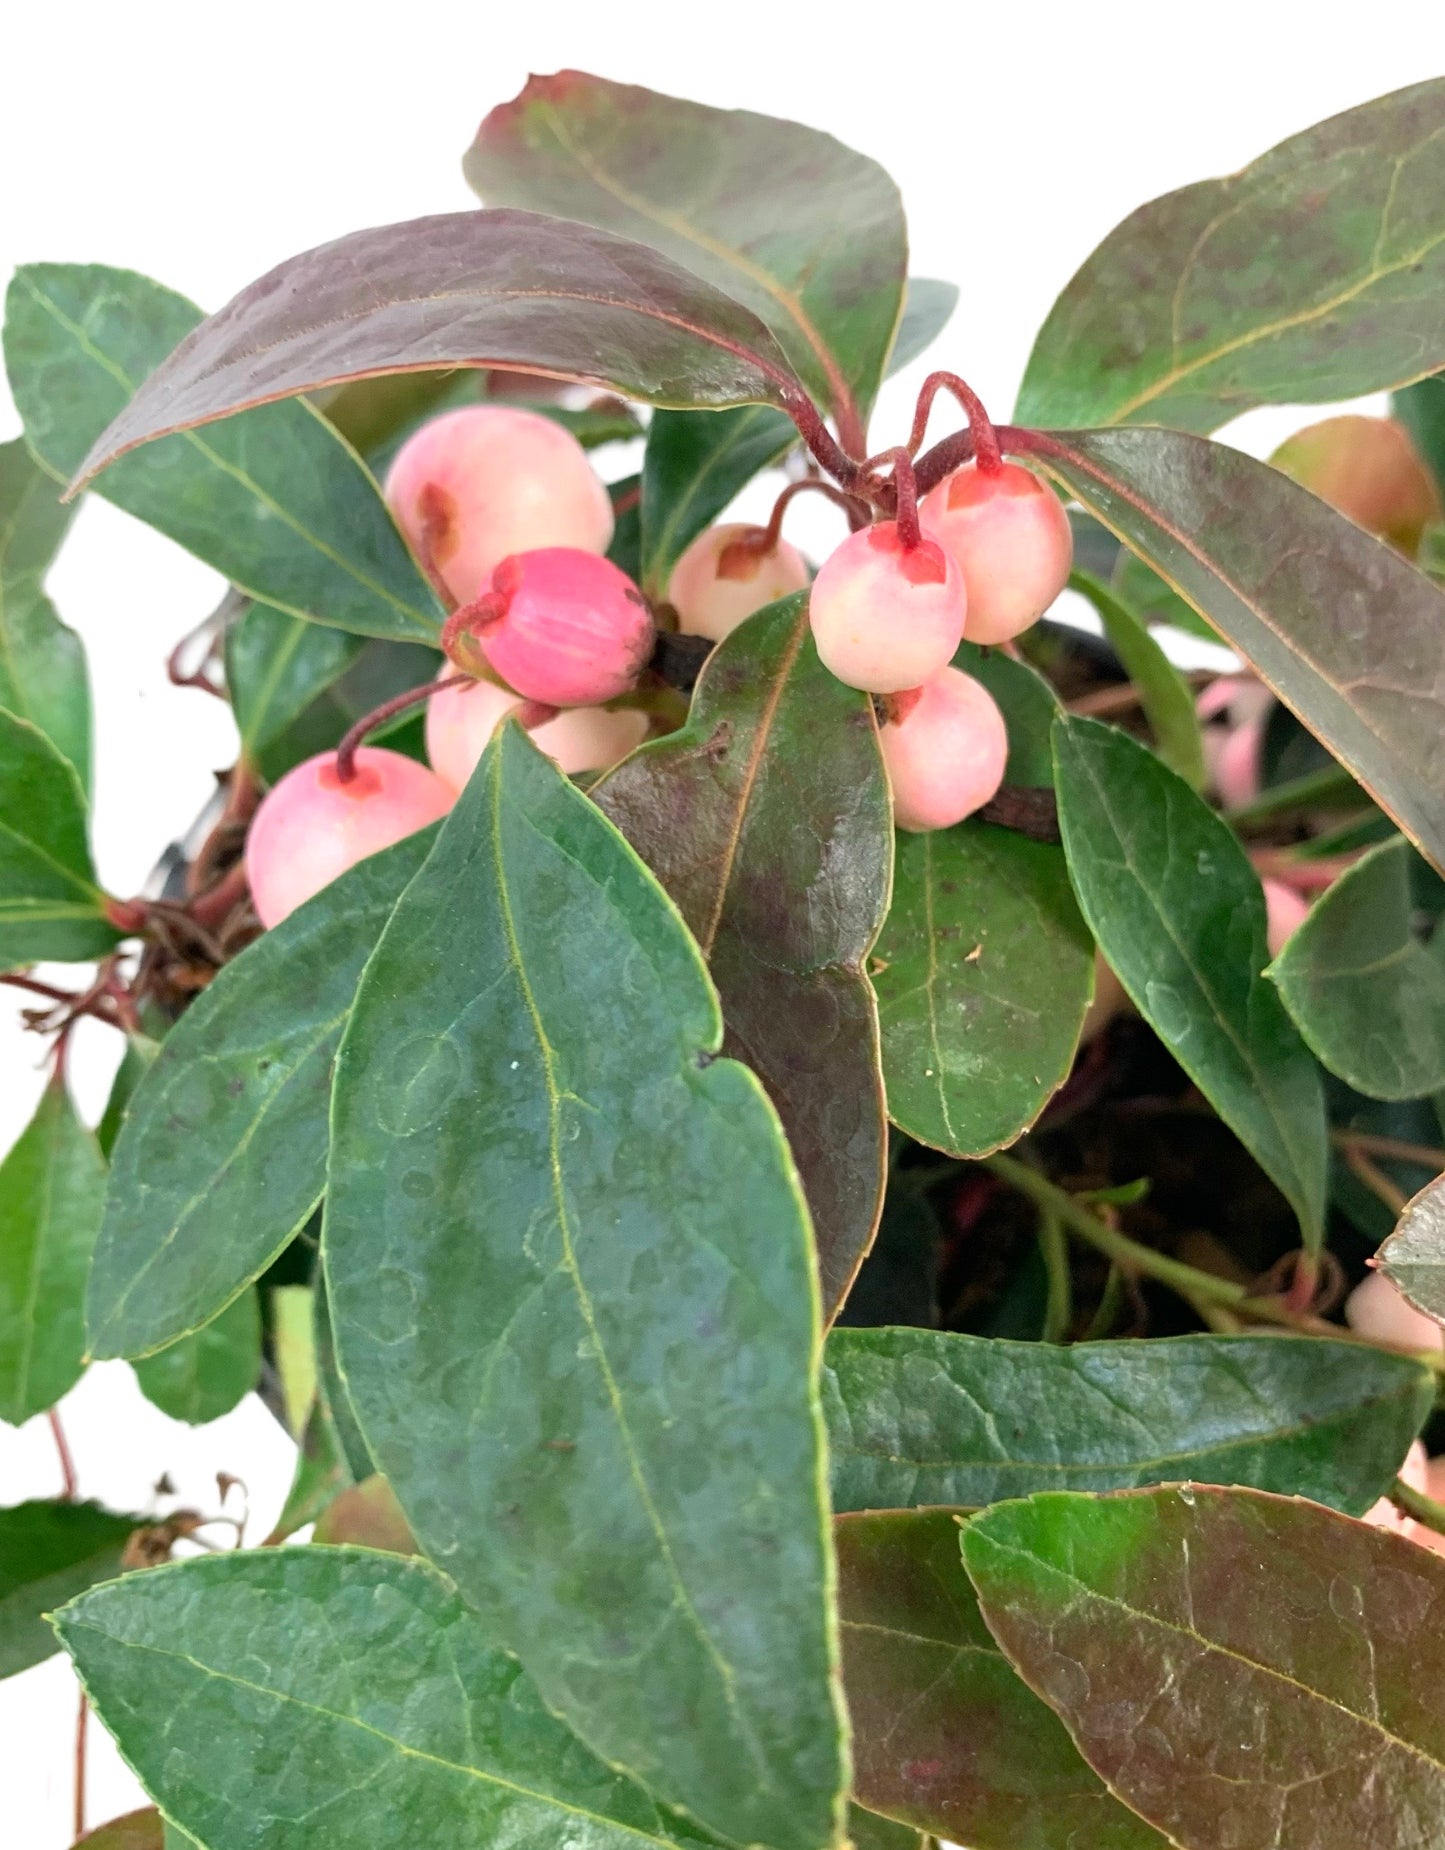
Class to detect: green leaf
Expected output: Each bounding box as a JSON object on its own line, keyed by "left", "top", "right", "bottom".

{"left": 953, "top": 644, "right": 1059, "bottom": 789}
{"left": 888, "top": 278, "right": 959, "bottom": 375}
{"left": 1379, "top": 1169, "right": 1445, "bottom": 1324}
{"left": 4, "top": 265, "right": 440, "bottom": 643}
{"left": 326, "top": 725, "right": 847, "bottom": 1850}
{"left": 1036, "top": 429, "right": 1445, "bottom": 875}
{"left": 96, "top": 1035, "right": 161, "bottom": 1161}
{"left": 1267, "top": 836, "right": 1445, "bottom": 1100}
{"left": 67, "top": 215, "right": 803, "bottom": 493}
{"left": 87, "top": 828, "right": 435, "bottom": 1361}
{"left": 963, "top": 1485, "right": 1445, "bottom": 1849}
{"left": 57, "top": 1548, "right": 729, "bottom": 1850}
{"left": 0, "top": 437, "right": 89, "bottom": 787}
{"left": 823, "top": 1327, "right": 1431, "bottom": 1515}
{"left": 73, "top": 1807, "right": 166, "bottom": 1849}
{"left": 873, "top": 823, "right": 1093, "bottom": 1159}
{"left": 0, "top": 1499, "right": 135, "bottom": 1677}
{"left": 132, "top": 1291, "right": 261, "bottom": 1425}
{"left": 1069, "top": 569, "right": 1206, "bottom": 788}
{"left": 1018, "top": 79, "right": 1445, "bottom": 431}
{"left": 1393, "top": 371, "right": 1445, "bottom": 499}
{"left": 265, "top": 1395, "right": 351, "bottom": 1544}
{"left": 0, "top": 1080, "right": 106, "bottom": 1424}
{"left": 0, "top": 706, "right": 116, "bottom": 969}
{"left": 845, "top": 1808, "right": 925, "bottom": 1850}
{"left": 466, "top": 70, "right": 907, "bottom": 437}
{"left": 1113, "top": 549, "right": 1219, "bottom": 643}
{"left": 595, "top": 597, "right": 892, "bottom": 1316}
{"left": 838, "top": 1510, "right": 1167, "bottom": 1850}
{"left": 641, "top": 406, "right": 797, "bottom": 595}
{"left": 1053, "top": 715, "right": 1327, "bottom": 1244}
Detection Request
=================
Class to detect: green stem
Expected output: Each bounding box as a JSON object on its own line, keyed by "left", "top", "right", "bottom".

{"left": 1224, "top": 762, "right": 1364, "bottom": 827}
{"left": 1392, "top": 1475, "right": 1445, "bottom": 1537}
{"left": 1036, "top": 1203, "right": 1072, "bottom": 1343}
{"left": 1082, "top": 1264, "right": 1126, "bottom": 1340}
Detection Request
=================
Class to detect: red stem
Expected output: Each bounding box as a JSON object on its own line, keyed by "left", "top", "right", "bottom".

{"left": 876, "top": 448, "right": 923, "bottom": 549}
{"left": 74, "top": 1691, "right": 88, "bottom": 1842}
{"left": 908, "top": 372, "right": 1003, "bottom": 474}
{"left": 335, "top": 674, "right": 470, "bottom": 783}
{"left": 760, "top": 477, "right": 866, "bottom": 549}
{"left": 189, "top": 857, "right": 251, "bottom": 928}
{"left": 49, "top": 1407, "right": 78, "bottom": 1500}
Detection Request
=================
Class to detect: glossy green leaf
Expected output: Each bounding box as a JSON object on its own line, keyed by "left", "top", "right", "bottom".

{"left": 57, "top": 1548, "right": 726, "bottom": 1850}
{"left": 325, "top": 726, "right": 847, "bottom": 1850}
{"left": 964, "top": 1485, "right": 1445, "bottom": 1850}
{"left": 132, "top": 1291, "right": 261, "bottom": 1425}
{"left": 68, "top": 214, "right": 802, "bottom": 493}
{"left": 4, "top": 266, "right": 440, "bottom": 643}
{"left": 0, "top": 706, "right": 116, "bottom": 969}
{"left": 1019, "top": 79, "right": 1445, "bottom": 431}
{"left": 888, "top": 278, "right": 959, "bottom": 375}
{"left": 466, "top": 70, "right": 906, "bottom": 437}
{"left": 1053, "top": 715, "right": 1327, "bottom": 1243}
{"left": 838, "top": 1510, "right": 1167, "bottom": 1850}
{"left": 1267, "top": 836, "right": 1445, "bottom": 1100}
{"left": 1379, "top": 1170, "right": 1445, "bottom": 1325}
{"left": 0, "top": 1080, "right": 106, "bottom": 1424}
{"left": 595, "top": 597, "right": 892, "bottom": 1316}
{"left": 822, "top": 1327, "right": 1431, "bottom": 1515}
{"left": 1113, "top": 549, "right": 1219, "bottom": 643}
{"left": 1394, "top": 371, "right": 1445, "bottom": 499}
{"left": 96, "top": 1036, "right": 161, "bottom": 1162}
{"left": 265, "top": 1395, "right": 351, "bottom": 1544}
{"left": 1069, "top": 569, "right": 1206, "bottom": 788}
{"left": 312, "top": 1269, "right": 374, "bottom": 1486}
{"left": 73, "top": 1807, "right": 166, "bottom": 1849}
{"left": 1037, "top": 428, "right": 1445, "bottom": 875}
{"left": 0, "top": 437, "right": 89, "bottom": 786}
{"left": 953, "top": 644, "right": 1059, "bottom": 789}
{"left": 87, "top": 828, "right": 435, "bottom": 1361}
{"left": 873, "top": 822, "right": 1093, "bottom": 1159}
{"left": 0, "top": 1499, "right": 135, "bottom": 1677}
{"left": 641, "top": 405, "right": 797, "bottom": 595}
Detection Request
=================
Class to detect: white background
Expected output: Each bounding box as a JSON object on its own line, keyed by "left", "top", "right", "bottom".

{"left": 3, "top": 1, "right": 1443, "bottom": 1838}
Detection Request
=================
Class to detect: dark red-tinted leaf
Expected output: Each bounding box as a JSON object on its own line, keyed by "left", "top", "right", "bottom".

{"left": 71, "top": 211, "right": 802, "bottom": 490}
{"left": 594, "top": 596, "right": 892, "bottom": 1318}
{"left": 838, "top": 1510, "right": 1167, "bottom": 1850}
{"left": 965, "top": 1486, "right": 1445, "bottom": 1850}
{"left": 1037, "top": 427, "right": 1445, "bottom": 875}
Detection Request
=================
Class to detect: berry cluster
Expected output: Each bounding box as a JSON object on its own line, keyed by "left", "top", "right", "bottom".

{"left": 247, "top": 396, "right": 1076, "bottom": 927}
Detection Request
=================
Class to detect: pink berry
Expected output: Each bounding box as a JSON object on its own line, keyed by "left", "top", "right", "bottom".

{"left": 1345, "top": 1271, "right": 1445, "bottom": 1351}
{"left": 669, "top": 523, "right": 810, "bottom": 641}
{"left": 879, "top": 667, "right": 1008, "bottom": 832}
{"left": 809, "top": 523, "right": 965, "bottom": 693}
{"left": 470, "top": 549, "right": 654, "bottom": 707}
{"left": 920, "top": 461, "right": 1072, "bottom": 644}
{"left": 1261, "top": 877, "right": 1310, "bottom": 958}
{"left": 425, "top": 668, "right": 648, "bottom": 794}
{"left": 245, "top": 747, "right": 453, "bottom": 929}
{"left": 384, "top": 406, "right": 614, "bottom": 606}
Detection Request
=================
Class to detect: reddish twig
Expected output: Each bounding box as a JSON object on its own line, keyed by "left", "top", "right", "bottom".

{"left": 907, "top": 371, "right": 1003, "bottom": 474}
{"left": 74, "top": 1691, "right": 88, "bottom": 1842}
{"left": 758, "top": 477, "right": 866, "bottom": 549}
{"left": 49, "top": 1407, "right": 78, "bottom": 1501}
{"left": 335, "top": 674, "right": 470, "bottom": 782}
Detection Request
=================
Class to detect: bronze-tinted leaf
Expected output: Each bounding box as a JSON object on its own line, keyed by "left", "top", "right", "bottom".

{"left": 594, "top": 596, "right": 892, "bottom": 1318}
{"left": 964, "top": 1485, "right": 1445, "bottom": 1850}
{"left": 1380, "top": 1169, "right": 1445, "bottom": 1326}
{"left": 1018, "top": 80, "right": 1445, "bottom": 431}
{"left": 71, "top": 211, "right": 803, "bottom": 490}
{"left": 1037, "top": 427, "right": 1445, "bottom": 874}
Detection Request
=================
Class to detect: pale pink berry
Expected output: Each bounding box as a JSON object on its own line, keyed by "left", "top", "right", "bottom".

{"left": 809, "top": 523, "right": 965, "bottom": 693}
{"left": 1345, "top": 1271, "right": 1445, "bottom": 1352}
{"left": 245, "top": 747, "right": 453, "bottom": 929}
{"left": 471, "top": 549, "right": 654, "bottom": 707}
{"left": 425, "top": 668, "right": 648, "bottom": 793}
{"left": 669, "top": 523, "right": 810, "bottom": 641}
{"left": 920, "top": 461, "right": 1072, "bottom": 644}
{"left": 1208, "top": 718, "right": 1266, "bottom": 811}
{"left": 1261, "top": 877, "right": 1310, "bottom": 958}
{"left": 879, "top": 667, "right": 1008, "bottom": 832}
{"left": 384, "top": 406, "right": 614, "bottom": 606}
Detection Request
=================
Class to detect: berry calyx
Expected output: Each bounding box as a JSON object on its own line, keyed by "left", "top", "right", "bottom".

{"left": 425, "top": 667, "right": 648, "bottom": 794}
{"left": 384, "top": 406, "right": 614, "bottom": 605}
{"left": 245, "top": 747, "right": 453, "bottom": 929}
{"left": 878, "top": 666, "right": 1008, "bottom": 831}
{"left": 451, "top": 548, "right": 655, "bottom": 707}
{"left": 1270, "top": 415, "right": 1441, "bottom": 555}
{"left": 808, "top": 522, "right": 965, "bottom": 693}
{"left": 919, "top": 461, "right": 1073, "bottom": 644}
{"left": 669, "top": 523, "right": 810, "bottom": 641}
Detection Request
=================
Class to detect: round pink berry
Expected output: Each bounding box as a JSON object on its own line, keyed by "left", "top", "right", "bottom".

{"left": 920, "top": 461, "right": 1072, "bottom": 644}
{"left": 809, "top": 522, "right": 966, "bottom": 693}
{"left": 1345, "top": 1271, "right": 1444, "bottom": 1352}
{"left": 245, "top": 747, "right": 453, "bottom": 929}
{"left": 471, "top": 549, "right": 654, "bottom": 707}
{"left": 384, "top": 405, "right": 614, "bottom": 606}
{"left": 880, "top": 668, "right": 1008, "bottom": 832}
{"left": 669, "top": 523, "right": 811, "bottom": 641}
{"left": 425, "top": 668, "right": 648, "bottom": 794}
{"left": 1261, "top": 877, "right": 1310, "bottom": 958}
